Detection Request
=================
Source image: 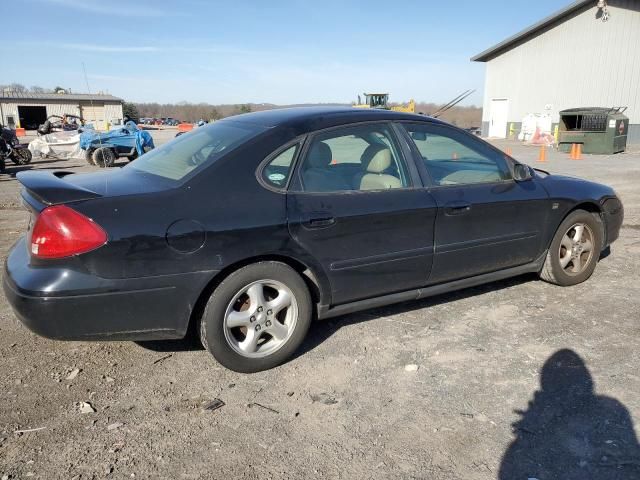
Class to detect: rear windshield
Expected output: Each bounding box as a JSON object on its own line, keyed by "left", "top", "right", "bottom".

{"left": 128, "top": 121, "right": 267, "bottom": 181}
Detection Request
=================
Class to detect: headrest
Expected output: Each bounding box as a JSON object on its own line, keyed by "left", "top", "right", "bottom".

{"left": 362, "top": 144, "right": 392, "bottom": 173}
{"left": 306, "top": 142, "right": 332, "bottom": 168}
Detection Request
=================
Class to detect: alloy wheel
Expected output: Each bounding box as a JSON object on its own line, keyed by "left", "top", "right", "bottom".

{"left": 558, "top": 222, "right": 595, "bottom": 275}
{"left": 223, "top": 279, "right": 298, "bottom": 358}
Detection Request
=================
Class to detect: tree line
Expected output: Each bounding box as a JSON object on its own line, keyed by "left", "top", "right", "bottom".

{"left": 1, "top": 83, "right": 68, "bottom": 94}
{"left": 133, "top": 102, "right": 257, "bottom": 122}
{"left": 1, "top": 83, "right": 482, "bottom": 127}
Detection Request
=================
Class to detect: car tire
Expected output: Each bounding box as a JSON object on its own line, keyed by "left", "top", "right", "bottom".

{"left": 200, "top": 261, "right": 312, "bottom": 373}
{"left": 11, "top": 148, "right": 32, "bottom": 165}
{"left": 540, "top": 209, "right": 603, "bottom": 286}
{"left": 93, "top": 147, "right": 116, "bottom": 168}
{"left": 84, "top": 149, "right": 95, "bottom": 165}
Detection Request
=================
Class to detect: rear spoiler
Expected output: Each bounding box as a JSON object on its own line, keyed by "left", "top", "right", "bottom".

{"left": 16, "top": 171, "right": 102, "bottom": 207}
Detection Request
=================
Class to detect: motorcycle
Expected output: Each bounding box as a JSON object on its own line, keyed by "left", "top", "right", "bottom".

{"left": 0, "top": 125, "right": 33, "bottom": 173}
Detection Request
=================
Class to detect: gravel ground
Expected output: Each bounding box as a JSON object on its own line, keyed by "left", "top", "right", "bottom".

{"left": 1, "top": 132, "right": 639, "bottom": 479}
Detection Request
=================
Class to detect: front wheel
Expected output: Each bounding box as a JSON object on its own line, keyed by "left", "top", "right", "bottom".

{"left": 11, "top": 148, "right": 32, "bottom": 165}
{"left": 200, "top": 262, "right": 312, "bottom": 373}
{"left": 540, "top": 209, "right": 603, "bottom": 286}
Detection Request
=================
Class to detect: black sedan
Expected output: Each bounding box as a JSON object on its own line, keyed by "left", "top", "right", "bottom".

{"left": 3, "top": 107, "right": 624, "bottom": 372}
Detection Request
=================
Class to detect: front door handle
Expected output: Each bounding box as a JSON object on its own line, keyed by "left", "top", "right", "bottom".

{"left": 444, "top": 201, "right": 471, "bottom": 216}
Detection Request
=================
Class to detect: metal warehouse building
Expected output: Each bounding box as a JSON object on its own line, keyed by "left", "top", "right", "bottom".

{"left": 0, "top": 92, "right": 123, "bottom": 131}
{"left": 473, "top": 0, "right": 640, "bottom": 144}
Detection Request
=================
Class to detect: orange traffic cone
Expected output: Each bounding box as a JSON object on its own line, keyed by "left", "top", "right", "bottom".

{"left": 505, "top": 147, "right": 513, "bottom": 156}
{"left": 575, "top": 143, "right": 583, "bottom": 160}
{"left": 537, "top": 145, "right": 547, "bottom": 162}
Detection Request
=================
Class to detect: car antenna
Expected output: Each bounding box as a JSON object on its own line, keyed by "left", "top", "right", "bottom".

{"left": 82, "top": 62, "right": 108, "bottom": 192}
{"left": 81, "top": 62, "right": 104, "bottom": 151}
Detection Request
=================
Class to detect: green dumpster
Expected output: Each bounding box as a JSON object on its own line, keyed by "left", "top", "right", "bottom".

{"left": 558, "top": 107, "right": 628, "bottom": 154}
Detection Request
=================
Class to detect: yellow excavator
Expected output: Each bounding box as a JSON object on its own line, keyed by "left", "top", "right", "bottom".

{"left": 353, "top": 93, "right": 415, "bottom": 113}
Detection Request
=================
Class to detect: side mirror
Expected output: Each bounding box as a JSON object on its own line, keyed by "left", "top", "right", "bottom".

{"left": 514, "top": 163, "right": 532, "bottom": 181}
{"left": 411, "top": 131, "right": 427, "bottom": 141}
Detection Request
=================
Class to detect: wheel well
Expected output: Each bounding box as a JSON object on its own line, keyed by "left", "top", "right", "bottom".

{"left": 567, "top": 202, "right": 604, "bottom": 232}
{"left": 186, "top": 255, "right": 323, "bottom": 338}
{"left": 549, "top": 201, "right": 605, "bottom": 251}
{"left": 571, "top": 202, "right": 601, "bottom": 215}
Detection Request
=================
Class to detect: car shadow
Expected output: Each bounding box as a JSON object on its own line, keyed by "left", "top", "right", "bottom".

{"left": 136, "top": 337, "right": 204, "bottom": 353}
{"left": 134, "top": 273, "right": 537, "bottom": 356}
{"left": 134, "top": 251, "right": 615, "bottom": 361}
{"left": 293, "top": 273, "right": 537, "bottom": 360}
{"left": 499, "top": 349, "right": 640, "bottom": 478}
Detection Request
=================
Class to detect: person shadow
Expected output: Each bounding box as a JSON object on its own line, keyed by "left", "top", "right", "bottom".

{"left": 499, "top": 349, "right": 640, "bottom": 479}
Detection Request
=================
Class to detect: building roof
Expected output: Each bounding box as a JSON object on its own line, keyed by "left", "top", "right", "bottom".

{"left": 0, "top": 92, "right": 123, "bottom": 102}
{"left": 471, "top": 0, "right": 593, "bottom": 62}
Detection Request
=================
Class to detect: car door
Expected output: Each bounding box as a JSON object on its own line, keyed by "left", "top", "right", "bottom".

{"left": 286, "top": 122, "right": 438, "bottom": 305}
{"left": 399, "top": 122, "right": 550, "bottom": 285}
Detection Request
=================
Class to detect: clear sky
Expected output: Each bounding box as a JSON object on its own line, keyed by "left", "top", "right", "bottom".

{"left": 4, "top": 0, "right": 568, "bottom": 106}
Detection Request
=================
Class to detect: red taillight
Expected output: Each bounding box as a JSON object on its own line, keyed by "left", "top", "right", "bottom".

{"left": 30, "top": 205, "right": 107, "bottom": 259}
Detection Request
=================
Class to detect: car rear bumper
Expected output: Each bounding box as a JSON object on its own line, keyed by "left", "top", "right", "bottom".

{"left": 3, "top": 237, "right": 217, "bottom": 341}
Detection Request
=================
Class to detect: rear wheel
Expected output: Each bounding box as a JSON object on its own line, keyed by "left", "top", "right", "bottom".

{"left": 540, "top": 209, "right": 603, "bottom": 286}
{"left": 92, "top": 147, "right": 116, "bottom": 168}
{"left": 84, "top": 148, "right": 95, "bottom": 165}
{"left": 200, "top": 262, "right": 312, "bottom": 373}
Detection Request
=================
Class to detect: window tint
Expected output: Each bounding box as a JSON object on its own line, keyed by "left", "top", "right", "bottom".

{"left": 402, "top": 123, "right": 511, "bottom": 186}
{"left": 128, "top": 121, "right": 266, "bottom": 181}
{"left": 262, "top": 144, "right": 298, "bottom": 188}
{"left": 300, "top": 124, "right": 410, "bottom": 192}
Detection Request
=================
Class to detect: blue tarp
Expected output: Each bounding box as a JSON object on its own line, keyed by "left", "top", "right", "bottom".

{"left": 79, "top": 121, "right": 154, "bottom": 156}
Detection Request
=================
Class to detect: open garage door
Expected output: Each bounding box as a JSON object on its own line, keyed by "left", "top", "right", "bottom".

{"left": 17, "top": 105, "right": 47, "bottom": 130}
{"left": 81, "top": 105, "right": 106, "bottom": 130}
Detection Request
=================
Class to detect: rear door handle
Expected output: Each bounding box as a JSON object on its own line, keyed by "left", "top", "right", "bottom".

{"left": 304, "top": 215, "right": 336, "bottom": 229}
{"left": 444, "top": 202, "right": 472, "bottom": 216}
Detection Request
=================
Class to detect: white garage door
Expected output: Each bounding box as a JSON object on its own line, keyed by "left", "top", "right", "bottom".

{"left": 81, "top": 105, "right": 106, "bottom": 130}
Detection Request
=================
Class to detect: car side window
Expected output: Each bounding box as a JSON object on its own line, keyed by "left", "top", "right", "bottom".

{"left": 299, "top": 124, "right": 410, "bottom": 192}
{"left": 262, "top": 144, "right": 299, "bottom": 189}
{"left": 402, "top": 123, "right": 512, "bottom": 186}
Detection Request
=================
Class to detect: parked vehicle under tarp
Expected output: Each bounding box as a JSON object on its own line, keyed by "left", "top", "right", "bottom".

{"left": 28, "top": 130, "right": 85, "bottom": 160}
{"left": 79, "top": 121, "right": 155, "bottom": 167}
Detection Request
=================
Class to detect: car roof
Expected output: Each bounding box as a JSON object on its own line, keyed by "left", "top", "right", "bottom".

{"left": 221, "top": 106, "right": 443, "bottom": 133}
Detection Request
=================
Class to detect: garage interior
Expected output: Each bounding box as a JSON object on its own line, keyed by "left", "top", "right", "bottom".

{"left": 17, "top": 105, "right": 47, "bottom": 130}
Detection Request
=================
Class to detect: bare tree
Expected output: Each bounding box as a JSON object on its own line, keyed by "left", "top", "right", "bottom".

{"left": 30, "top": 86, "right": 51, "bottom": 93}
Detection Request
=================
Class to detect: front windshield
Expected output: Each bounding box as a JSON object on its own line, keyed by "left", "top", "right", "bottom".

{"left": 128, "top": 121, "right": 267, "bottom": 181}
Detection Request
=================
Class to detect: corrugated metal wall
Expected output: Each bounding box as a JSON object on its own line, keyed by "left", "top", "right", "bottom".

{"left": 104, "top": 103, "right": 124, "bottom": 124}
{"left": 480, "top": 0, "right": 640, "bottom": 137}
{"left": 0, "top": 101, "right": 82, "bottom": 124}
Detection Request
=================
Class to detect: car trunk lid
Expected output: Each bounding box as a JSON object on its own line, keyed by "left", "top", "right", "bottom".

{"left": 17, "top": 171, "right": 102, "bottom": 211}
{"left": 17, "top": 168, "right": 175, "bottom": 212}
